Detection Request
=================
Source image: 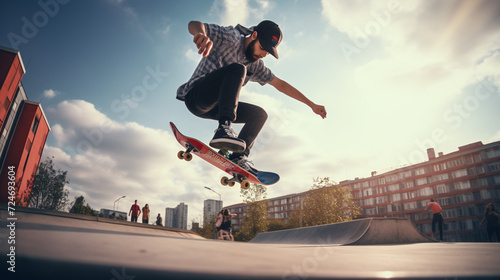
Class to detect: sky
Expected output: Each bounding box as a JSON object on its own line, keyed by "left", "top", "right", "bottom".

{"left": 1, "top": 0, "right": 500, "bottom": 228}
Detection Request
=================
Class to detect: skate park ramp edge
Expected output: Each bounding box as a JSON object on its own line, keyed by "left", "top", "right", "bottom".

{"left": 250, "top": 218, "right": 435, "bottom": 245}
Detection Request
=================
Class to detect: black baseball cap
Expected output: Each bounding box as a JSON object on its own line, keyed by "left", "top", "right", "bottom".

{"left": 254, "top": 20, "right": 282, "bottom": 59}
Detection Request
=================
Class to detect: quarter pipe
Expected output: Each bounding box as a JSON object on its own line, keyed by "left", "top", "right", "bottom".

{"left": 250, "top": 218, "right": 435, "bottom": 245}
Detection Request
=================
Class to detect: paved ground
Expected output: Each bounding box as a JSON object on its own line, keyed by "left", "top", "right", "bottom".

{"left": 1, "top": 206, "right": 499, "bottom": 280}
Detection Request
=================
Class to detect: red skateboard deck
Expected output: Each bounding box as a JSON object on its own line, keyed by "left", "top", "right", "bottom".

{"left": 170, "top": 122, "right": 279, "bottom": 189}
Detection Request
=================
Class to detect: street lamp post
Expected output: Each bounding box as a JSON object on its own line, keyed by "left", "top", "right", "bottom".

{"left": 113, "top": 195, "right": 126, "bottom": 211}
{"left": 204, "top": 186, "right": 221, "bottom": 202}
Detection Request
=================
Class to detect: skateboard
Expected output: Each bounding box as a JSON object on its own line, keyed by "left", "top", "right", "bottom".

{"left": 170, "top": 122, "right": 279, "bottom": 189}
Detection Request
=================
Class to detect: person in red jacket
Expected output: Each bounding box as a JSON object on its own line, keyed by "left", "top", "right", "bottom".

{"left": 425, "top": 198, "right": 444, "bottom": 241}
{"left": 128, "top": 200, "right": 141, "bottom": 223}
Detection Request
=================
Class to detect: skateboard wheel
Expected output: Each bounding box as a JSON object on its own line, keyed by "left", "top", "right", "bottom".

{"left": 227, "top": 181, "right": 235, "bottom": 187}
{"left": 241, "top": 180, "right": 250, "bottom": 189}
{"left": 184, "top": 152, "right": 193, "bottom": 161}
{"left": 221, "top": 177, "right": 229, "bottom": 186}
{"left": 177, "top": 151, "right": 184, "bottom": 160}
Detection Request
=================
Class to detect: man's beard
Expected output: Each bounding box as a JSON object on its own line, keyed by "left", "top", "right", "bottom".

{"left": 245, "top": 39, "right": 259, "bottom": 62}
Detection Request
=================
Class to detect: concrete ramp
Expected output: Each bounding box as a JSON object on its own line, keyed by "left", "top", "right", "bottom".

{"left": 250, "top": 218, "right": 435, "bottom": 245}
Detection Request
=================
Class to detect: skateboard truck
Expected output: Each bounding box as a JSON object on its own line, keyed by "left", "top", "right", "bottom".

{"left": 221, "top": 172, "right": 250, "bottom": 189}
{"left": 177, "top": 142, "right": 199, "bottom": 162}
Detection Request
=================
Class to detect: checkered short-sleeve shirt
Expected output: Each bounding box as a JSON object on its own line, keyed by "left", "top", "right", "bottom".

{"left": 176, "top": 23, "right": 275, "bottom": 101}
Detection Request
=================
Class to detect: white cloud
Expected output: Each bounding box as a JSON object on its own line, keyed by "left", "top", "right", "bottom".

{"left": 320, "top": 0, "right": 500, "bottom": 138}
{"left": 211, "top": 0, "right": 274, "bottom": 26}
{"left": 184, "top": 48, "right": 202, "bottom": 64}
{"left": 212, "top": 0, "right": 249, "bottom": 26}
{"left": 43, "top": 89, "right": 58, "bottom": 99}
{"left": 43, "top": 99, "right": 245, "bottom": 227}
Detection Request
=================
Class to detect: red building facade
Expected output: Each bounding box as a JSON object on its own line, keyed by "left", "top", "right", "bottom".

{"left": 0, "top": 46, "right": 50, "bottom": 205}
{"left": 226, "top": 141, "right": 500, "bottom": 242}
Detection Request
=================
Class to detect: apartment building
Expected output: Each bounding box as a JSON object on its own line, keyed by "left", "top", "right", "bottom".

{"left": 165, "top": 202, "right": 188, "bottom": 230}
{"left": 341, "top": 141, "right": 500, "bottom": 241}
{"left": 225, "top": 192, "right": 306, "bottom": 231}
{"left": 0, "top": 45, "right": 50, "bottom": 205}
{"left": 225, "top": 141, "right": 500, "bottom": 241}
{"left": 203, "top": 199, "right": 223, "bottom": 225}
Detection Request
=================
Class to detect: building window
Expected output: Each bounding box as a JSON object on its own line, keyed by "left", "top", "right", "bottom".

{"left": 480, "top": 189, "right": 491, "bottom": 200}
{"left": 447, "top": 158, "right": 464, "bottom": 168}
{"left": 388, "top": 184, "right": 399, "bottom": 192}
{"left": 442, "top": 209, "right": 456, "bottom": 218}
{"left": 436, "top": 197, "right": 452, "bottom": 206}
{"left": 452, "top": 169, "right": 468, "bottom": 179}
{"left": 402, "top": 181, "right": 414, "bottom": 189}
{"left": 375, "top": 196, "right": 387, "bottom": 204}
{"left": 404, "top": 202, "right": 417, "bottom": 210}
{"left": 431, "top": 173, "right": 449, "bottom": 183}
{"left": 363, "top": 188, "right": 373, "bottom": 197}
{"left": 454, "top": 181, "right": 471, "bottom": 190}
{"left": 391, "top": 193, "right": 401, "bottom": 202}
{"left": 414, "top": 168, "right": 426, "bottom": 176}
{"left": 386, "top": 175, "right": 398, "bottom": 183}
{"left": 364, "top": 198, "right": 374, "bottom": 206}
{"left": 398, "top": 171, "right": 412, "bottom": 180}
{"left": 417, "top": 187, "right": 433, "bottom": 197}
{"left": 455, "top": 193, "right": 473, "bottom": 203}
{"left": 416, "top": 178, "right": 428, "bottom": 186}
{"left": 486, "top": 149, "right": 500, "bottom": 159}
{"left": 365, "top": 208, "right": 377, "bottom": 215}
{"left": 32, "top": 117, "right": 40, "bottom": 134}
{"left": 433, "top": 164, "right": 440, "bottom": 172}
{"left": 436, "top": 184, "right": 450, "bottom": 194}
{"left": 488, "top": 161, "right": 500, "bottom": 172}
{"left": 408, "top": 191, "right": 416, "bottom": 199}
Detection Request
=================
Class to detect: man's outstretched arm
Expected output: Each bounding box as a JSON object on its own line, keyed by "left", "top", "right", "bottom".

{"left": 188, "top": 21, "right": 212, "bottom": 57}
{"left": 269, "top": 76, "right": 327, "bottom": 119}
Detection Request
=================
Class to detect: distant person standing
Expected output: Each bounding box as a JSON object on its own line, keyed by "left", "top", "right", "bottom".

{"left": 156, "top": 213, "right": 163, "bottom": 226}
{"left": 425, "top": 199, "right": 444, "bottom": 241}
{"left": 128, "top": 200, "right": 141, "bottom": 222}
{"left": 480, "top": 203, "right": 500, "bottom": 242}
{"left": 142, "top": 204, "right": 150, "bottom": 224}
{"left": 219, "top": 209, "right": 236, "bottom": 241}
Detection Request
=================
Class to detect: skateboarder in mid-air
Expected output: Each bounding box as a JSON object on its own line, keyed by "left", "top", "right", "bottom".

{"left": 177, "top": 20, "right": 327, "bottom": 175}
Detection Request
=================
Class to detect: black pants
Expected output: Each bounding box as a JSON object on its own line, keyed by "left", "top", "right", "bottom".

{"left": 185, "top": 63, "right": 267, "bottom": 156}
{"left": 432, "top": 213, "right": 444, "bottom": 241}
{"left": 486, "top": 227, "right": 500, "bottom": 242}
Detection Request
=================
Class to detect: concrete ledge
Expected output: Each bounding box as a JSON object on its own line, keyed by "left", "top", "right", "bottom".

{"left": 0, "top": 204, "right": 200, "bottom": 236}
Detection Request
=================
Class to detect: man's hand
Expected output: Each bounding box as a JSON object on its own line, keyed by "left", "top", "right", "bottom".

{"left": 311, "top": 104, "right": 327, "bottom": 119}
{"left": 193, "top": 33, "right": 212, "bottom": 57}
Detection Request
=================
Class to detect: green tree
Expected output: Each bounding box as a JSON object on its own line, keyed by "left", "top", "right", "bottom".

{"left": 28, "top": 157, "right": 69, "bottom": 211}
{"left": 267, "top": 219, "right": 289, "bottom": 232}
{"left": 195, "top": 218, "right": 217, "bottom": 239}
{"left": 69, "top": 195, "right": 94, "bottom": 216}
{"left": 235, "top": 184, "right": 269, "bottom": 242}
{"left": 289, "top": 177, "right": 361, "bottom": 228}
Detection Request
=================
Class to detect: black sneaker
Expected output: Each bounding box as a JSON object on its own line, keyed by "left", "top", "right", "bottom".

{"left": 231, "top": 155, "right": 258, "bottom": 176}
{"left": 209, "top": 124, "right": 246, "bottom": 153}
